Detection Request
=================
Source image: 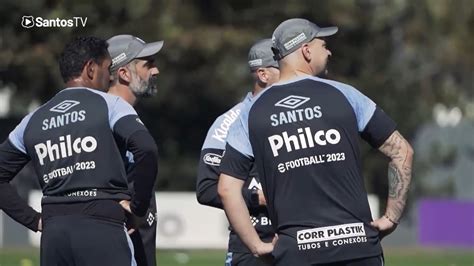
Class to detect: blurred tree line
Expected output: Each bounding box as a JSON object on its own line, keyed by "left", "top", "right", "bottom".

{"left": 0, "top": 0, "right": 473, "bottom": 208}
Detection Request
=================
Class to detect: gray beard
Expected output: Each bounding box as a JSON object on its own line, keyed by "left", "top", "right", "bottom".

{"left": 129, "top": 71, "right": 149, "bottom": 96}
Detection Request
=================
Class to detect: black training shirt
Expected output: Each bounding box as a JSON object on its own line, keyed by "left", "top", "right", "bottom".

{"left": 0, "top": 87, "right": 157, "bottom": 225}
{"left": 220, "top": 76, "right": 396, "bottom": 264}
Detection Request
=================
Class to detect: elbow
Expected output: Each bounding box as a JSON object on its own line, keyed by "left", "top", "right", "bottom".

{"left": 196, "top": 181, "right": 223, "bottom": 208}
{"left": 218, "top": 174, "right": 244, "bottom": 205}
{"left": 131, "top": 131, "right": 159, "bottom": 160}
{"left": 143, "top": 144, "right": 159, "bottom": 160}
{"left": 217, "top": 182, "right": 229, "bottom": 202}
{"left": 138, "top": 134, "right": 159, "bottom": 160}
{"left": 138, "top": 144, "right": 159, "bottom": 172}
{"left": 195, "top": 179, "right": 205, "bottom": 204}
{"left": 196, "top": 190, "right": 208, "bottom": 205}
{"left": 196, "top": 194, "right": 205, "bottom": 205}
{"left": 196, "top": 195, "right": 215, "bottom": 207}
{"left": 196, "top": 190, "right": 222, "bottom": 209}
{"left": 195, "top": 177, "right": 212, "bottom": 206}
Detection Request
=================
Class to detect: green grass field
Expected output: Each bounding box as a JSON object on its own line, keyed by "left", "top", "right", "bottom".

{"left": 0, "top": 248, "right": 472, "bottom": 266}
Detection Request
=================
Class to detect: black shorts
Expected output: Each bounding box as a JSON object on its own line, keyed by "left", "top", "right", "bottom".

{"left": 225, "top": 252, "right": 274, "bottom": 266}
{"left": 41, "top": 215, "right": 135, "bottom": 266}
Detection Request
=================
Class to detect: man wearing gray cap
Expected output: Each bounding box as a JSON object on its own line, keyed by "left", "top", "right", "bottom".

{"left": 197, "top": 39, "right": 279, "bottom": 266}
{"left": 108, "top": 34, "right": 163, "bottom": 105}
{"left": 107, "top": 34, "right": 163, "bottom": 266}
{"left": 219, "top": 18, "right": 413, "bottom": 265}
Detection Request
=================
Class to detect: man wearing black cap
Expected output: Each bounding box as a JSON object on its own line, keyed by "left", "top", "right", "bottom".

{"left": 197, "top": 39, "right": 279, "bottom": 266}
{"left": 107, "top": 34, "right": 163, "bottom": 266}
{"left": 219, "top": 18, "right": 414, "bottom": 266}
{"left": 0, "top": 36, "right": 158, "bottom": 266}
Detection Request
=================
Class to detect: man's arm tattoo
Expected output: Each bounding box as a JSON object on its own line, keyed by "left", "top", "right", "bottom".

{"left": 379, "top": 131, "right": 413, "bottom": 222}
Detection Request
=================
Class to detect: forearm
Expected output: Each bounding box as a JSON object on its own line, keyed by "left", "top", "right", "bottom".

{"left": 128, "top": 131, "right": 159, "bottom": 216}
{"left": 218, "top": 174, "right": 262, "bottom": 253}
{"left": 0, "top": 182, "right": 41, "bottom": 231}
{"left": 0, "top": 140, "right": 39, "bottom": 231}
{"left": 379, "top": 131, "right": 414, "bottom": 223}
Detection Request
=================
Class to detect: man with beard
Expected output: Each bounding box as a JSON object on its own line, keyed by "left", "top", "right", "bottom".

{"left": 107, "top": 34, "right": 163, "bottom": 266}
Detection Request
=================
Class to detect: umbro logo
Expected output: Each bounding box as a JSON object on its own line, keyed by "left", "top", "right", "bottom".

{"left": 50, "top": 100, "right": 80, "bottom": 113}
{"left": 275, "top": 95, "right": 310, "bottom": 109}
{"left": 248, "top": 178, "right": 262, "bottom": 191}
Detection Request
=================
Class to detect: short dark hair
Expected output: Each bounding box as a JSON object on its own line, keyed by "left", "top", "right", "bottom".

{"left": 59, "top": 36, "right": 109, "bottom": 83}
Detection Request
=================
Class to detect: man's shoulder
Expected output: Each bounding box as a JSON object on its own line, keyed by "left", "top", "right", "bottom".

{"left": 202, "top": 101, "right": 244, "bottom": 149}
{"left": 215, "top": 102, "right": 244, "bottom": 124}
{"left": 78, "top": 88, "right": 123, "bottom": 104}
{"left": 51, "top": 87, "right": 120, "bottom": 106}
{"left": 68, "top": 88, "right": 137, "bottom": 113}
{"left": 306, "top": 76, "right": 359, "bottom": 93}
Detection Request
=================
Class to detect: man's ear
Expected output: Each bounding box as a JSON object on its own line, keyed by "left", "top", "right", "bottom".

{"left": 301, "top": 43, "right": 311, "bottom": 62}
{"left": 84, "top": 60, "right": 95, "bottom": 80}
{"left": 118, "top": 67, "right": 131, "bottom": 83}
{"left": 256, "top": 68, "right": 268, "bottom": 83}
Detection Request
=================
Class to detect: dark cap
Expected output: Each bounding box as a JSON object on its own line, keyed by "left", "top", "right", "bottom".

{"left": 107, "top": 34, "right": 164, "bottom": 71}
{"left": 248, "top": 38, "right": 279, "bottom": 71}
{"left": 272, "top": 18, "right": 338, "bottom": 60}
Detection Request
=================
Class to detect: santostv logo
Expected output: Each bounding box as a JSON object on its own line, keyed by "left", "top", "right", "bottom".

{"left": 21, "top": 15, "right": 88, "bottom": 28}
{"left": 21, "top": 16, "right": 34, "bottom": 28}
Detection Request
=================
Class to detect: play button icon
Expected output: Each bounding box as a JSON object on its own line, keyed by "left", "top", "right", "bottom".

{"left": 21, "top": 16, "right": 35, "bottom": 28}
